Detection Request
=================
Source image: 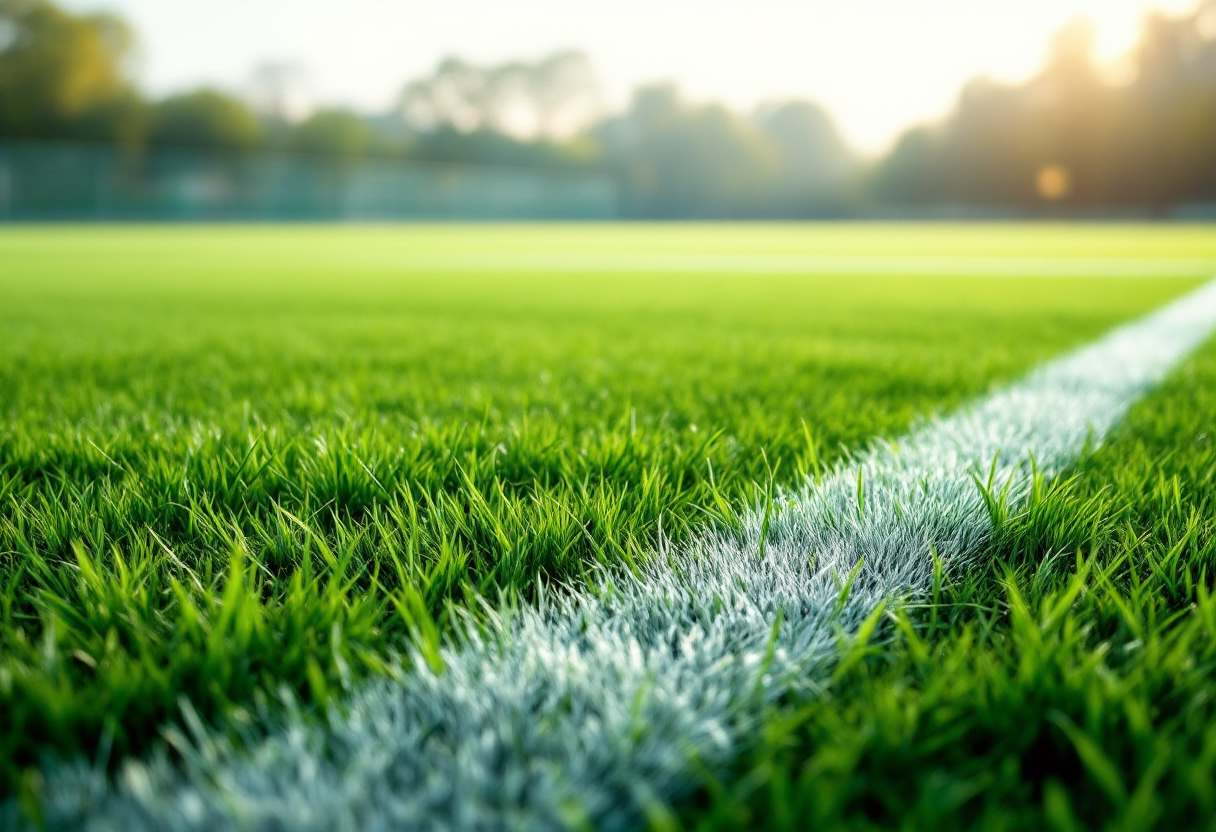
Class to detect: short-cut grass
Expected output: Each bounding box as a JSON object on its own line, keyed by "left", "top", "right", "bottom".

{"left": 678, "top": 333, "right": 1216, "bottom": 832}
{"left": 0, "top": 224, "right": 1211, "bottom": 810}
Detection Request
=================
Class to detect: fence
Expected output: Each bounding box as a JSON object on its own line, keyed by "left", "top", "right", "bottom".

{"left": 0, "top": 140, "right": 617, "bottom": 221}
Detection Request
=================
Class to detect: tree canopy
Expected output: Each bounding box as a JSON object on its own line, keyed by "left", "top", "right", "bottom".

{"left": 2, "top": 0, "right": 1216, "bottom": 216}
{"left": 0, "top": 0, "right": 141, "bottom": 143}
{"left": 873, "top": 4, "right": 1216, "bottom": 210}
{"left": 149, "top": 89, "right": 263, "bottom": 151}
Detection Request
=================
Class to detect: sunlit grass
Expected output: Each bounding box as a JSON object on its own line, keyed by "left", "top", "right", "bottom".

{"left": 676, "top": 331, "right": 1216, "bottom": 832}
{"left": 0, "top": 223, "right": 1208, "bottom": 805}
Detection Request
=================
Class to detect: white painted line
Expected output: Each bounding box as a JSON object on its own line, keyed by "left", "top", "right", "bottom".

{"left": 32, "top": 279, "right": 1216, "bottom": 832}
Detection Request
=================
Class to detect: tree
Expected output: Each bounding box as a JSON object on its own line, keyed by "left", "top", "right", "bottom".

{"left": 0, "top": 0, "right": 143, "bottom": 143}
{"left": 149, "top": 89, "right": 262, "bottom": 151}
{"left": 1115, "top": 2, "right": 1216, "bottom": 205}
{"left": 398, "top": 51, "right": 601, "bottom": 140}
{"left": 872, "top": 7, "right": 1216, "bottom": 211}
{"left": 598, "top": 84, "right": 780, "bottom": 218}
{"left": 288, "top": 109, "right": 381, "bottom": 158}
{"left": 757, "top": 100, "right": 857, "bottom": 212}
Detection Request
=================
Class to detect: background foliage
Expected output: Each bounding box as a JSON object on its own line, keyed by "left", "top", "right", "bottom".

{"left": 6, "top": 0, "right": 1216, "bottom": 216}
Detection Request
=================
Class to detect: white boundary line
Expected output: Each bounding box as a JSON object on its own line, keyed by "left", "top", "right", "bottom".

{"left": 33, "top": 278, "right": 1216, "bottom": 832}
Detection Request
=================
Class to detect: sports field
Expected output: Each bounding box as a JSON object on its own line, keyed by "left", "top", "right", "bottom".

{"left": 4, "top": 224, "right": 1216, "bottom": 830}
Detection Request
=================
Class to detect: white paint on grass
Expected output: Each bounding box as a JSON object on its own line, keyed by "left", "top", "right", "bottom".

{"left": 32, "top": 279, "right": 1216, "bottom": 832}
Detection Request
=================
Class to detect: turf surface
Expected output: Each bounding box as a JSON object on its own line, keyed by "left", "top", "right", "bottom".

{"left": 677, "top": 334, "right": 1216, "bottom": 832}
{"left": 0, "top": 224, "right": 1211, "bottom": 816}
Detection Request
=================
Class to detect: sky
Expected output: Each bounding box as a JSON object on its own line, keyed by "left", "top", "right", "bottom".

{"left": 61, "top": 0, "right": 1203, "bottom": 154}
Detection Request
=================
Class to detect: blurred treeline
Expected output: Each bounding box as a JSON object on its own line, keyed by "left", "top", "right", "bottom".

{"left": 2, "top": 0, "right": 1216, "bottom": 216}
{"left": 876, "top": 11, "right": 1216, "bottom": 211}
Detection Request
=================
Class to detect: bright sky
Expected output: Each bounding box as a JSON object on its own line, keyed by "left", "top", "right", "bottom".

{"left": 62, "top": 0, "right": 1201, "bottom": 153}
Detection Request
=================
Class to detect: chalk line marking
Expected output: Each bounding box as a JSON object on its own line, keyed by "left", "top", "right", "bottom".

{"left": 32, "top": 278, "right": 1216, "bottom": 832}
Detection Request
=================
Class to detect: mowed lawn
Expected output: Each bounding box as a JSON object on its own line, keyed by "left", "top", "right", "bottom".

{"left": 1, "top": 224, "right": 1214, "bottom": 825}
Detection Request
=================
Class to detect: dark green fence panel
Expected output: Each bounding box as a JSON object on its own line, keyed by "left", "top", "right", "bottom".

{"left": 0, "top": 141, "right": 617, "bottom": 221}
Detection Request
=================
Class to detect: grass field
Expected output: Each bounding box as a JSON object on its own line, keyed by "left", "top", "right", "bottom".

{"left": 680, "top": 336, "right": 1216, "bottom": 831}
{"left": 3, "top": 223, "right": 1216, "bottom": 828}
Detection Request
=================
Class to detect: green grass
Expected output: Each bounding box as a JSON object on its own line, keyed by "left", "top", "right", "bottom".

{"left": 0, "top": 223, "right": 1211, "bottom": 807}
{"left": 674, "top": 310, "right": 1216, "bottom": 831}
